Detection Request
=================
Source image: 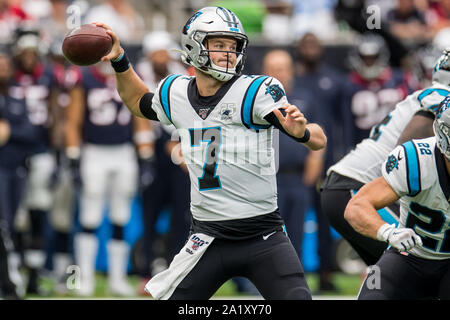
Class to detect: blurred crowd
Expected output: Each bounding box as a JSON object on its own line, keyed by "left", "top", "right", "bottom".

{"left": 0, "top": 0, "right": 448, "bottom": 299}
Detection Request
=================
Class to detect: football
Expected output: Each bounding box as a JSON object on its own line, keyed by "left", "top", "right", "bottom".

{"left": 62, "top": 24, "right": 112, "bottom": 66}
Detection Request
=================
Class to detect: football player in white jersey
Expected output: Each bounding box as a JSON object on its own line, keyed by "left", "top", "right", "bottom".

{"left": 320, "top": 49, "right": 450, "bottom": 266}
{"left": 95, "top": 6, "right": 326, "bottom": 300}
{"left": 344, "top": 97, "right": 450, "bottom": 299}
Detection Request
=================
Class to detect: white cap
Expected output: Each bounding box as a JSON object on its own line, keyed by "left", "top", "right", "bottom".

{"left": 142, "top": 30, "right": 180, "bottom": 58}
{"left": 433, "top": 27, "right": 450, "bottom": 51}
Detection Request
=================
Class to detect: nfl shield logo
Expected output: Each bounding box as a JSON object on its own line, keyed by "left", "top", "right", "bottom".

{"left": 199, "top": 108, "right": 209, "bottom": 119}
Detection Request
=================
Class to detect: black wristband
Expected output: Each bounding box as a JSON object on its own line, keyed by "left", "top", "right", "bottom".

{"left": 295, "top": 128, "right": 310, "bottom": 143}
{"left": 111, "top": 48, "right": 130, "bottom": 73}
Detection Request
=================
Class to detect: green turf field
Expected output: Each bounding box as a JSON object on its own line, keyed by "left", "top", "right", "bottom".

{"left": 26, "top": 272, "right": 362, "bottom": 299}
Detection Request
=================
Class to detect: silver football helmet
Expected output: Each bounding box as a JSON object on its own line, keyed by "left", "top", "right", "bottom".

{"left": 434, "top": 95, "right": 450, "bottom": 160}
{"left": 180, "top": 6, "right": 248, "bottom": 81}
{"left": 432, "top": 48, "right": 450, "bottom": 86}
{"left": 348, "top": 33, "right": 390, "bottom": 80}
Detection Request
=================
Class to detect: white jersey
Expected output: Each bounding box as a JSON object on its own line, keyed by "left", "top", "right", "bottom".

{"left": 382, "top": 137, "right": 450, "bottom": 260}
{"left": 151, "top": 74, "right": 289, "bottom": 221}
{"left": 328, "top": 83, "right": 450, "bottom": 184}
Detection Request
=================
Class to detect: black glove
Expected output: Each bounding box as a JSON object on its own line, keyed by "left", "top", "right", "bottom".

{"left": 68, "top": 157, "right": 82, "bottom": 188}
{"left": 138, "top": 155, "right": 156, "bottom": 190}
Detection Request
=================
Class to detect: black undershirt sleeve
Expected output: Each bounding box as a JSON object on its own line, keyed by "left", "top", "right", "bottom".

{"left": 264, "top": 110, "right": 310, "bottom": 143}
{"left": 139, "top": 92, "right": 159, "bottom": 121}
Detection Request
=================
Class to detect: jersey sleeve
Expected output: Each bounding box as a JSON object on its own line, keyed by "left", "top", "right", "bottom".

{"left": 381, "top": 145, "right": 409, "bottom": 197}
{"left": 150, "top": 75, "right": 179, "bottom": 126}
{"left": 418, "top": 86, "right": 450, "bottom": 115}
{"left": 250, "top": 76, "right": 288, "bottom": 127}
{"left": 381, "top": 141, "right": 423, "bottom": 197}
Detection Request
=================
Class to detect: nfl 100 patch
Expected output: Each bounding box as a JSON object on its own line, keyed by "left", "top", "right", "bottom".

{"left": 385, "top": 154, "right": 399, "bottom": 173}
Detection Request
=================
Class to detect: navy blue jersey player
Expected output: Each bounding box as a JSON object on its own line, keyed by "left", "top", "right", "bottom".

{"left": 65, "top": 62, "right": 153, "bottom": 296}
{"left": 9, "top": 31, "right": 60, "bottom": 294}
{"left": 0, "top": 52, "right": 40, "bottom": 299}
{"left": 343, "top": 33, "right": 419, "bottom": 149}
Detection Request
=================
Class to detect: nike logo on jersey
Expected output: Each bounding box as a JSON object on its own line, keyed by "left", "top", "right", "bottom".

{"left": 397, "top": 151, "right": 403, "bottom": 161}
{"left": 262, "top": 231, "right": 277, "bottom": 240}
{"left": 264, "top": 77, "right": 273, "bottom": 86}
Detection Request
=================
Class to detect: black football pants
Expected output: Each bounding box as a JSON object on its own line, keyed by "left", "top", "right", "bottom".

{"left": 321, "top": 188, "right": 388, "bottom": 266}
{"left": 358, "top": 249, "right": 450, "bottom": 299}
{"left": 169, "top": 230, "right": 312, "bottom": 300}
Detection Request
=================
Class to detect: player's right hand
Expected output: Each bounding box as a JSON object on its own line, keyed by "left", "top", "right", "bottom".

{"left": 92, "top": 22, "right": 122, "bottom": 62}
{"left": 377, "top": 223, "right": 423, "bottom": 251}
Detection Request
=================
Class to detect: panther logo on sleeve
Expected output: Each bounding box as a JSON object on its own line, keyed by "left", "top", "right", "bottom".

{"left": 385, "top": 154, "right": 399, "bottom": 174}
{"left": 264, "top": 78, "right": 285, "bottom": 103}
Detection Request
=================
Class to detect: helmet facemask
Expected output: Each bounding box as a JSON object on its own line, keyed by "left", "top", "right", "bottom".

{"left": 349, "top": 33, "right": 390, "bottom": 80}
{"left": 201, "top": 33, "right": 247, "bottom": 81}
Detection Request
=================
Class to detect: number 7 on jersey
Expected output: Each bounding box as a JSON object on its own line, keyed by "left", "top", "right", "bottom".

{"left": 189, "top": 127, "right": 222, "bottom": 191}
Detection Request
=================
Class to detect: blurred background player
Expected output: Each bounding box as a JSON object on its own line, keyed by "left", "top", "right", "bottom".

{"left": 45, "top": 39, "right": 80, "bottom": 293}
{"left": 65, "top": 60, "right": 152, "bottom": 297}
{"left": 0, "top": 0, "right": 29, "bottom": 46}
{"left": 262, "top": 48, "right": 320, "bottom": 273}
{"left": 343, "top": 32, "right": 419, "bottom": 149}
{"left": 9, "top": 28, "right": 60, "bottom": 295}
{"left": 134, "top": 30, "right": 191, "bottom": 289}
{"left": 83, "top": 0, "right": 145, "bottom": 45}
{"left": 0, "top": 51, "right": 39, "bottom": 299}
{"left": 293, "top": 31, "right": 346, "bottom": 292}
{"left": 39, "top": 0, "right": 70, "bottom": 49}
{"left": 321, "top": 49, "right": 450, "bottom": 267}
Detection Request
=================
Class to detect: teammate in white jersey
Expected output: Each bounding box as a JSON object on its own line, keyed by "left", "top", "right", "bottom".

{"left": 95, "top": 6, "right": 326, "bottom": 300}
{"left": 320, "top": 49, "right": 450, "bottom": 265}
{"left": 344, "top": 97, "right": 450, "bottom": 299}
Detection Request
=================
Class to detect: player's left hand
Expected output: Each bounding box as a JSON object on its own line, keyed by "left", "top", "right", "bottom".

{"left": 377, "top": 223, "right": 423, "bottom": 252}
{"left": 273, "top": 103, "right": 307, "bottom": 139}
